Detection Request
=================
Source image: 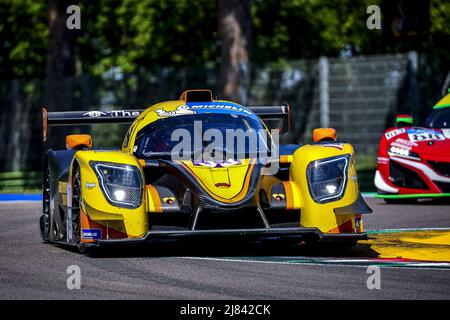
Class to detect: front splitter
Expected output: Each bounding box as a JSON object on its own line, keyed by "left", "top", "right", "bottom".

{"left": 90, "top": 227, "right": 367, "bottom": 247}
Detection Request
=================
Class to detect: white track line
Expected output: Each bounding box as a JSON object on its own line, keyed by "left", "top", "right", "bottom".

{"left": 368, "top": 227, "right": 450, "bottom": 233}
{"left": 176, "top": 256, "right": 450, "bottom": 271}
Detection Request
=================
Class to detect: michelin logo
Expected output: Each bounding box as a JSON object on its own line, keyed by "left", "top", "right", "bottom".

{"left": 190, "top": 104, "right": 252, "bottom": 115}
{"left": 154, "top": 102, "right": 254, "bottom": 118}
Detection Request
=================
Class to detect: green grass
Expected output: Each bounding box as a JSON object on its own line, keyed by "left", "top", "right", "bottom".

{"left": 354, "top": 152, "right": 377, "bottom": 192}
{"left": 355, "top": 152, "right": 377, "bottom": 171}
{"left": 0, "top": 171, "right": 42, "bottom": 193}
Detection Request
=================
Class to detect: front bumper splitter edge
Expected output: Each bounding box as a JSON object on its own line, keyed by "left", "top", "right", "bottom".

{"left": 90, "top": 227, "right": 367, "bottom": 248}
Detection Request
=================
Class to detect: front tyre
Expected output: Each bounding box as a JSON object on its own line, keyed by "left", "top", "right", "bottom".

{"left": 383, "top": 197, "right": 417, "bottom": 204}
{"left": 39, "top": 168, "right": 51, "bottom": 242}
{"left": 72, "top": 166, "right": 97, "bottom": 255}
{"left": 72, "top": 167, "right": 82, "bottom": 247}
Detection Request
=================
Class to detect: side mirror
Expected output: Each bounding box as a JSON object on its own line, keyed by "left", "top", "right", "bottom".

{"left": 66, "top": 134, "right": 93, "bottom": 150}
{"left": 313, "top": 128, "right": 337, "bottom": 143}
{"left": 396, "top": 114, "right": 413, "bottom": 127}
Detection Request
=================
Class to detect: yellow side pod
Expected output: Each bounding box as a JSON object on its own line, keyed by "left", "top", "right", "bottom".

{"left": 290, "top": 143, "right": 362, "bottom": 233}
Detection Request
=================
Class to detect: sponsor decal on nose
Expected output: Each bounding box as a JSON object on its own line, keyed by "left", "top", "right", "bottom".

{"left": 81, "top": 229, "right": 102, "bottom": 240}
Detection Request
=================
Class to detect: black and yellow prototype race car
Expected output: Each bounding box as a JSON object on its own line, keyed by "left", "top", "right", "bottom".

{"left": 40, "top": 89, "right": 371, "bottom": 251}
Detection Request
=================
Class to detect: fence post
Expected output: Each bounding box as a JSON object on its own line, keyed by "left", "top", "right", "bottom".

{"left": 319, "top": 56, "right": 329, "bottom": 128}
{"left": 441, "top": 71, "right": 450, "bottom": 96}
{"left": 408, "top": 51, "right": 419, "bottom": 124}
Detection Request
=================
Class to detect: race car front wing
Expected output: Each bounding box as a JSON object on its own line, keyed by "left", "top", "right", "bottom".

{"left": 85, "top": 227, "right": 367, "bottom": 248}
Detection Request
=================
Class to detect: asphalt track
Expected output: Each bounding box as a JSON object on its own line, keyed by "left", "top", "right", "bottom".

{"left": 0, "top": 197, "right": 449, "bottom": 300}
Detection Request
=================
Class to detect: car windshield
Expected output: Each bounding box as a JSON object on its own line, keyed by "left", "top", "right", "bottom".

{"left": 133, "top": 113, "right": 273, "bottom": 160}
{"left": 424, "top": 108, "right": 450, "bottom": 129}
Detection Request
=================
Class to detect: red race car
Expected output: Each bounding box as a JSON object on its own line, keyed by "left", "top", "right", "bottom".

{"left": 375, "top": 91, "right": 450, "bottom": 203}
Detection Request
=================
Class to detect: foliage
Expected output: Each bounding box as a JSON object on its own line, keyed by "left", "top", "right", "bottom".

{"left": 0, "top": 0, "right": 47, "bottom": 79}
{"left": 252, "top": 0, "right": 382, "bottom": 63}
{"left": 76, "top": 0, "right": 218, "bottom": 76}
{"left": 1, "top": 0, "right": 449, "bottom": 80}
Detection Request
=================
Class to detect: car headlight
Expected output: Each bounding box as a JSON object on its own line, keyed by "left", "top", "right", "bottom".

{"left": 307, "top": 155, "right": 350, "bottom": 203}
{"left": 91, "top": 162, "right": 143, "bottom": 208}
{"left": 388, "top": 146, "right": 421, "bottom": 161}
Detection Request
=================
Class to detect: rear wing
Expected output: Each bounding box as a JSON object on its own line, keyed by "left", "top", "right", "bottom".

{"left": 42, "top": 104, "right": 290, "bottom": 141}
{"left": 42, "top": 108, "right": 144, "bottom": 142}
{"left": 247, "top": 104, "right": 290, "bottom": 134}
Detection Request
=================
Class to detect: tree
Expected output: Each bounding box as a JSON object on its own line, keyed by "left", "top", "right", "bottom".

{"left": 76, "top": 0, "right": 217, "bottom": 76}
{"left": 218, "top": 0, "right": 251, "bottom": 104}
{"left": 45, "top": 0, "right": 75, "bottom": 106}
{"left": 45, "top": 0, "right": 77, "bottom": 148}
{"left": 0, "top": 0, "right": 47, "bottom": 80}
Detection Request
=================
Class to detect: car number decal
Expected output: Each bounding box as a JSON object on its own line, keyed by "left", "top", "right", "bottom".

{"left": 407, "top": 129, "right": 445, "bottom": 142}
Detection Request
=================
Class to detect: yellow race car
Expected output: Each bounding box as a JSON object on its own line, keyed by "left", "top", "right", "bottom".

{"left": 41, "top": 89, "right": 371, "bottom": 252}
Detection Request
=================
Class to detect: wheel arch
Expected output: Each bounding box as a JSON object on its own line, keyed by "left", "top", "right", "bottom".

{"left": 45, "top": 149, "right": 77, "bottom": 197}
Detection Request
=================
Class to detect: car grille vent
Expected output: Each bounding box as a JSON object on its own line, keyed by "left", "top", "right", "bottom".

{"left": 389, "top": 160, "right": 428, "bottom": 189}
{"left": 428, "top": 161, "right": 450, "bottom": 177}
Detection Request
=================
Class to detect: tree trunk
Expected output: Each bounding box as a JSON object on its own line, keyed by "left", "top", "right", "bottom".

{"left": 218, "top": 0, "right": 251, "bottom": 104}
{"left": 45, "top": 0, "right": 75, "bottom": 148}
{"left": 7, "top": 80, "right": 22, "bottom": 171}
